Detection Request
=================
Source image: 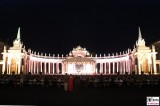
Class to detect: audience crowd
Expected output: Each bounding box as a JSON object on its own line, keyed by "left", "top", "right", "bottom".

{"left": 0, "top": 74, "right": 160, "bottom": 88}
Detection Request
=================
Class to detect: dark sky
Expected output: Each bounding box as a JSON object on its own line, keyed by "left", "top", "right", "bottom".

{"left": 0, "top": 0, "right": 160, "bottom": 55}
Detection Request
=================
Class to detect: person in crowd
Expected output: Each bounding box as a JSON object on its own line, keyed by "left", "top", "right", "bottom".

{"left": 99, "top": 74, "right": 103, "bottom": 88}
{"left": 74, "top": 76, "right": 80, "bottom": 90}
{"left": 68, "top": 74, "right": 74, "bottom": 92}
{"left": 41, "top": 77, "right": 44, "bottom": 87}
{"left": 20, "top": 75, "right": 24, "bottom": 88}
{"left": 63, "top": 73, "right": 69, "bottom": 92}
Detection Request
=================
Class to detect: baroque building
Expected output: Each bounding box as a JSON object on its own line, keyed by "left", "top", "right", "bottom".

{"left": 0, "top": 27, "right": 160, "bottom": 75}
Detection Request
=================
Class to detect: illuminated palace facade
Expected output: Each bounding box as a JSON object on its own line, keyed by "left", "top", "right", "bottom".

{"left": 0, "top": 27, "right": 160, "bottom": 75}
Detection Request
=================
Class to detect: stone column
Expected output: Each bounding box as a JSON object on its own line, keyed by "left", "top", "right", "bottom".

{"left": 116, "top": 62, "right": 118, "bottom": 73}
{"left": 101, "top": 63, "right": 103, "bottom": 74}
{"left": 125, "top": 60, "right": 127, "bottom": 73}
{"left": 95, "top": 63, "right": 97, "bottom": 74}
{"left": 44, "top": 62, "right": 46, "bottom": 74}
{"left": 99, "top": 63, "right": 101, "bottom": 74}
{"left": 6, "top": 63, "right": 9, "bottom": 74}
{"left": 65, "top": 63, "right": 67, "bottom": 74}
{"left": 53, "top": 63, "right": 55, "bottom": 74}
{"left": 40, "top": 62, "right": 42, "bottom": 73}
{"left": 56, "top": 63, "right": 59, "bottom": 74}
{"left": 120, "top": 61, "right": 122, "bottom": 74}
{"left": 109, "top": 62, "right": 110, "bottom": 74}
{"left": 128, "top": 60, "right": 130, "bottom": 74}
{"left": 28, "top": 60, "right": 30, "bottom": 73}
{"left": 152, "top": 55, "right": 157, "bottom": 74}
{"left": 37, "top": 62, "right": 39, "bottom": 74}
{"left": 138, "top": 62, "right": 141, "bottom": 75}
{"left": 9, "top": 64, "right": 11, "bottom": 74}
{"left": 150, "top": 64, "right": 152, "bottom": 74}
{"left": 26, "top": 60, "right": 28, "bottom": 73}
{"left": 148, "top": 61, "right": 150, "bottom": 73}
{"left": 2, "top": 54, "right": 6, "bottom": 74}
{"left": 123, "top": 61, "right": 125, "bottom": 74}
{"left": 48, "top": 62, "right": 50, "bottom": 74}
{"left": 93, "top": 63, "right": 95, "bottom": 74}
{"left": 127, "top": 60, "right": 130, "bottom": 74}
{"left": 62, "top": 63, "right": 64, "bottom": 74}
{"left": 104, "top": 63, "right": 106, "bottom": 74}
{"left": 33, "top": 61, "right": 36, "bottom": 74}
{"left": 18, "top": 62, "right": 21, "bottom": 74}
{"left": 113, "top": 62, "right": 115, "bottom": 74}
{"left": 31, "top": 61, "right": 33, "bottom": 74}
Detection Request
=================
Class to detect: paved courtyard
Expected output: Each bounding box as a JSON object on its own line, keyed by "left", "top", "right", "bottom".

{"left": 0, "top": 86, "right": 159, "bottom": 106}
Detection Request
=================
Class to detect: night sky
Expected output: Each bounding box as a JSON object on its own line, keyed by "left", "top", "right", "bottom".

{"left": 0, "top": 0, "right": 160, "bottom": 55}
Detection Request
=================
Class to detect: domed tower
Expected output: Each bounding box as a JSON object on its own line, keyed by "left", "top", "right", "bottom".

{"left": 134, "top": 27, "right": 157, "bottom": 74}
{"left": 1, "top": 28, "right": 26, "bottom": 74}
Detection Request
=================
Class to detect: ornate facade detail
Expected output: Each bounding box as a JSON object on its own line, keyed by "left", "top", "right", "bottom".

{"left": 69, "top": 45, "right": 90, "bottom": 57}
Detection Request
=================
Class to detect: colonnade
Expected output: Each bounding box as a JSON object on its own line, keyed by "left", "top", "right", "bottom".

{"left": 95, "top": 60, "right": 132, "bottom": 74}
{"left": 26, "top": 54, "right": 133, "bottom": 75}
{"left": 26, "top": 60, "right": 64, "bottom": 74}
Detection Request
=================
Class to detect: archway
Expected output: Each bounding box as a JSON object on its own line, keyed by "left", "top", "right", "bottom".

{"left": 142, "top": 58, "right": 148, "bottom": 73}
{"left": 10, "top": 58, "right": 17, "bottom": 74}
